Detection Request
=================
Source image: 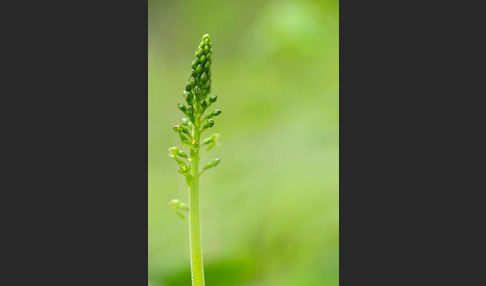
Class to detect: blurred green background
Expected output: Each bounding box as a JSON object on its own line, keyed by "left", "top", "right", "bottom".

{"left": 148, "top": 0, "right": 338, "bottom": 285}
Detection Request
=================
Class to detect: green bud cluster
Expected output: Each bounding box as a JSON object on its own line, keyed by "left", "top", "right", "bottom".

{"left": 182, "top": 34, "right": 213, "bottom": 122}
{"left": 170, "top": 34, "right": 222, "bottom": 207}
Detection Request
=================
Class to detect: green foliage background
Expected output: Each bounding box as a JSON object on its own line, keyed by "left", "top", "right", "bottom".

{"left": 148, "top": 0, "right": 339, "bottom": 285}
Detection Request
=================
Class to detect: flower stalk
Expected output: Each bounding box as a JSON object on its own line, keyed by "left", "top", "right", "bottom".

{"left": 168, "top": 34, "right": 221, "bottom": 286}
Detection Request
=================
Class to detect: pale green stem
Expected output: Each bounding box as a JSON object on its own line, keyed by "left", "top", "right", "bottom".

{"left": 189, "top": 115, "right": 205, "bottom": 286}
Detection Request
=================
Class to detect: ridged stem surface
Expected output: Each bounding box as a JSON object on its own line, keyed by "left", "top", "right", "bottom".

{"left": 189, "top": 118, "right": 204, "bottom": 286}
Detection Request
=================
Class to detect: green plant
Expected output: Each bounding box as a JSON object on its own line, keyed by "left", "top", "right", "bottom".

{"left": 168, "top": 34, "right": 221, "bottom": 286}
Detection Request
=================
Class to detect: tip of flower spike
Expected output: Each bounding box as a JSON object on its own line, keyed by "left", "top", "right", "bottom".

{"left": 202, "top": 34, "right": 210, "bottom": 41}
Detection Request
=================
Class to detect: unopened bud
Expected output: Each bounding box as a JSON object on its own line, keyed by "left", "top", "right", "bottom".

{"left": 202, "top": 119, "right": 215, "bottom": 130}
{"left": 204, "top": 79, "right": 211, "bottom": 92}
{"left": 178, "top": 103, "right": 187, "bottom": 113}
{"left": 204, "top": 109, "right": 221, "bottom": 120}
{"left": 202, "top": 133, "right": 220, "bottom": 145}
{"left": 187, "top": 105, "right": 194, "bottom": 119}
{"left": 183, "top": 91, "right": 192, "bottom": 103}
{"left": 168, "top": 147, "right": 188, "bottom": 159}
{"left": 168, "top": 147, "right": 179, "bottom": 156}
{"left": 203, "top": 158, "right": 221, "bottom": 170}
{"left": 200, "top": 72, "right": 207, "bottom": 82}
{"left": 209, "top": 95, "right": 217, "bottom": 103}
{"left": 169, "top": 199, "right": 181, "bottom": 208}
{"left": 180, "top": 126, "right": 190, "bottom": 136}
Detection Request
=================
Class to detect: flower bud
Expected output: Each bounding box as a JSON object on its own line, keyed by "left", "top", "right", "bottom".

{"left": 209, "top": 95, "right": 217, "bottom": 104}
{"left": 204, "top": 45, "right": 210, "bottom": 53}
{"left": 189, "top": 77, "right": 195, "bottom": 87}
{"left": 200, "top": 55, "right": 206, "bottom": 64}
{"left": 183, "top": 91, "right": 192, "bottom": 104}
{"left": 202, "top": 119, "right": 214, "bottom": 130}
{"left": 178, "top": 103, "right": 187, "bottom": 113}
{"left": 200, "top": 72, "right": 207, "bottom": 82}
{"left": 202, "top": 133, "right": 220, "bottom": 145}
{"left": 194, "top": 86, "right": 201, "bottom": 96}
{"left": 169, "top": 199, "right": 188, "bottom": 211}
{"left": 168, "top": 147, "right": 188, "bottom": 159}
{"left": 181, "top": 118, "right": 189, "bottom": 126}
{"left": 204, "top": 80, "right": 211, "bottom": 93}
{"left": 168, "top": 147, "right": 179, "bottom": 157}
{"left": 179, "top": 150, "right": 188, "bottom": 158}
{"left": 173, "top": 125, "right": 190, "bottom": 144}
{"left": 201, "top": 100, "right": 208, "bottom": 110}
{"left": 169, "top": 199, "right": 188, "bottom": 220}
{"left": 196, "top": 64, "right": 202, "bottom": 74}
{"left": 180, "top": 126, "right": 190, "bottom": 136}
{"left": 187, "top": 105, "right": 194, "bottom": 120}
{"left": 203, "top": 158, "right": 221, "bottom": 170}
{"left": 169, "top": 199, "right": 181, "bottom": 208}
{"left": 204, "top": 109, "right": 221, "bottom": 120}
{"left": 203, "top": 61, "right": 210, "bottom": 71}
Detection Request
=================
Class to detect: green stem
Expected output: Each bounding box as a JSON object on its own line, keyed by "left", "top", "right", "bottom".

{"left": 189, "top": 117, "right": 205, "bottom": 286}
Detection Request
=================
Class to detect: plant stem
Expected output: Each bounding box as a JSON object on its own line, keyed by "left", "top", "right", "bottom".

{"left": 189, "top": 117, "right": 205, "bottom": 286}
